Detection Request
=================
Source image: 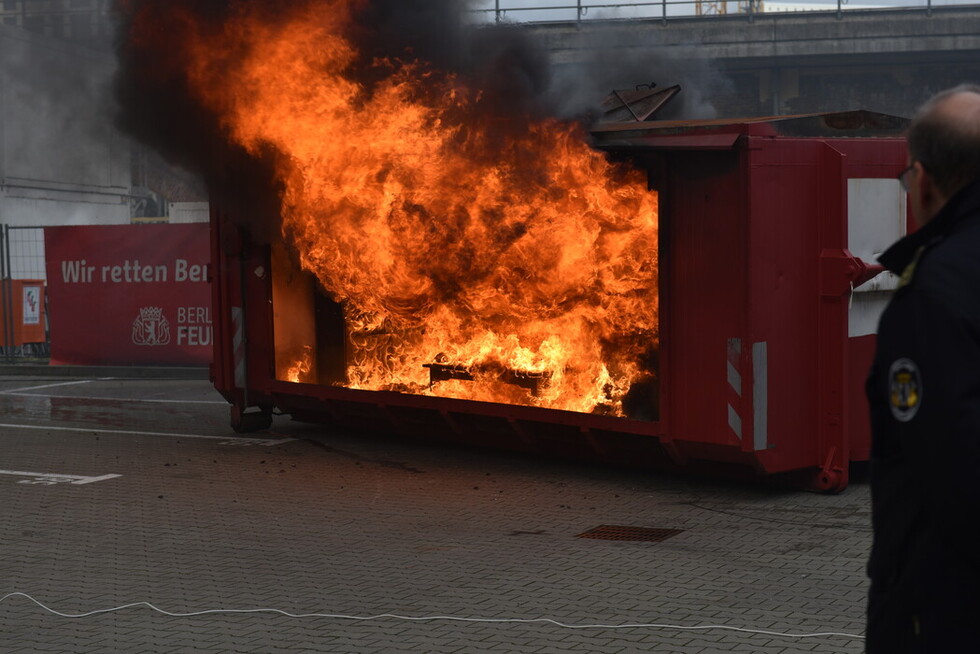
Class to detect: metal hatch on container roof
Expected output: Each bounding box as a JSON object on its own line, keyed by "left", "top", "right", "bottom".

{"left": 589, "top": 110, "right": 910, "bottom": 151}
{"left": 600, "top": 83, "right": 682, "bottom": 123}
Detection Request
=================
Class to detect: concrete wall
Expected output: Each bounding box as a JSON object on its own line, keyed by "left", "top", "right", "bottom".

{"left": 168, "top": 201, "right": 209, "bottom": 224}
{"left": 522, "top": 6, "right": 980, "bottom": 119}
{"left": 0, "top": 23, "right": 131, "bottom": 227}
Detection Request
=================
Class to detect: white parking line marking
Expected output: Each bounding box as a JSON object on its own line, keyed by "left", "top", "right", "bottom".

{"left": 0, "top": 469, "right": 121, "bottom": 485}
{"left": 4, "top": 393, "right": 226, "bottom": 405}
{"left": 0, "top": 423, "right": 293, "bottom": 445}
{"left": 0, "top": 380, "right": 99, "bottom": 394}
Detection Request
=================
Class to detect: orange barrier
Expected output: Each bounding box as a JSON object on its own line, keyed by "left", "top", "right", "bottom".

{"left": 0, "top": 280, "right": 45, "bottom": 347}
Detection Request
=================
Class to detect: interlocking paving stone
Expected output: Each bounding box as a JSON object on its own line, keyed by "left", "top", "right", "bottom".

{"left": 0, "top": 377, "right": 870, "bottom": 653}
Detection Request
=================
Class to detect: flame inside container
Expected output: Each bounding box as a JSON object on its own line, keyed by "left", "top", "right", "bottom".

{"left": 286, "top": 345, "right": 314, "bottom": 384}
{"left": 155, "top": 1, "right": 659, "bottom": 416}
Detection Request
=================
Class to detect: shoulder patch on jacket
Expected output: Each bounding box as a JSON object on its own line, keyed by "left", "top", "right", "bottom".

{"left": 889, "top": 358, "right": 922, "bottom": 422}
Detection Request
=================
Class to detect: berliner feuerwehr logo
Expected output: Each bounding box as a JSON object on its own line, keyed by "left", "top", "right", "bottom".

{"left": 132, "top": 307, "right": 171, "bottom": 346}
{"left": 889, "top": 358, "right": 922, "bottom": 422}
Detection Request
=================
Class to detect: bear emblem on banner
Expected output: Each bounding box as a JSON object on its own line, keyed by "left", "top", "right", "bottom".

{"left": 132, "top": 306, "right": 171, "bottom": 346}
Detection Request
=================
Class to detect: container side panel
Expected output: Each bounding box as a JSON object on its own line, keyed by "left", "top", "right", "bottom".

{"left": 747, "top": 140, "right": 826, "bottom": 470}
{"left": 816, "top": 141, "right": 850, "bottom": 487}
{"left": 665, "top": 151, "right": 747, "bottom": 450}
{"left": 241, "top": 241, "right": 276, "bottom": 404}
{"left": 209, "top": 209, "right": 236, "bottom": 400}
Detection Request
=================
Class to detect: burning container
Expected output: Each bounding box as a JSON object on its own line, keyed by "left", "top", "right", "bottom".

{"left": 210, "top": 110, "right": 908, "bottom": 492}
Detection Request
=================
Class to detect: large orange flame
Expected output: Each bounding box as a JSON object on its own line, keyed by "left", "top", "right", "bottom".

{"left": 173, "top": 2, "right": 658, "bottom": 416}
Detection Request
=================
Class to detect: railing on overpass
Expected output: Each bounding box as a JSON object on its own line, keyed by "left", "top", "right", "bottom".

{"left": 472, "top": 0, "right": 978, "bottom": 23}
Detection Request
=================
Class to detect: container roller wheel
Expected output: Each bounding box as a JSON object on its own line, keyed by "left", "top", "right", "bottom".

{"left": 230, "top": 405, "right": 273, "bottom": 433}
{"left": 810, "top": 467, "right": 846, "bottom": 493}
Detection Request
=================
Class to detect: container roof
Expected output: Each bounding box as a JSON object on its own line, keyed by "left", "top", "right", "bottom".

{"left": 590, "top": 110, "right": 909, "bottom": 150}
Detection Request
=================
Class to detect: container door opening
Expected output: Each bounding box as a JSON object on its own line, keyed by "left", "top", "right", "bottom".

{"left": 270, "top": 191, "right": 661, "bottom": 423}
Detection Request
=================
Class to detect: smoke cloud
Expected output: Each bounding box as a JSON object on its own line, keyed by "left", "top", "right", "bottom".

{"left": 2, "top": 25, "right": 121, "bottom": 194}
{"left": 112, "top": 0, "right": 731, "bottom": 218}
{"left": 338, "top": 0, "right": 729, "bottom": 122}
{"left": 545, "top": 41, "right": 733, "bottom": 121}
{"left": 113, "top": 1, "right": 286, "bottom": 237}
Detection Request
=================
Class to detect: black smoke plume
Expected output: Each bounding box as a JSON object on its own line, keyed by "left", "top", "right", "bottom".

{"left": 113, "top": 0, "right": 728, "bottom": 228}
{"left": 112, "top": 0, "right": 559, "bottom": 235}
{"left": 114, "top": 1, "right": 290, "bottom": 239}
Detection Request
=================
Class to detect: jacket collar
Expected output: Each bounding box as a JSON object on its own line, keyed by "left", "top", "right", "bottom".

{"left": 879, "top": 179, "right": 980, "bottom": 275}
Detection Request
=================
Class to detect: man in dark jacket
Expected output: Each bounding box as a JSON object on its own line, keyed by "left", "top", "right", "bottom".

{"left": 866, "top": 84, "right": 980, "bottom": 652}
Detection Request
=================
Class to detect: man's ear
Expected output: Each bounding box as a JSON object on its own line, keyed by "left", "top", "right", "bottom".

{"left": 915, "top": 162, "right": 945, "bottom": 222}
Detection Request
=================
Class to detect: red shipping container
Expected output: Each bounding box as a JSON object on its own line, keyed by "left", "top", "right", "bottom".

{"left": 210, "top": 111, "right": 908, "bottom": 491}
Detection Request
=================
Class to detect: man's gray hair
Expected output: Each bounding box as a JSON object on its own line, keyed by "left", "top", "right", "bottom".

{"left": 907, "top": 83, "right": 980, "bottom": 197}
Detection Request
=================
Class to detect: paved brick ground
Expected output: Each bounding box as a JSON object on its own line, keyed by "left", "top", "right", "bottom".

{"left": 0, "top": 376, "right": 870, "bottom": 653}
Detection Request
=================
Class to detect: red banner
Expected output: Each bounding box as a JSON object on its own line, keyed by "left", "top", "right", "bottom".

{"left": 45, "top": 224, "right": 211, "bottom": 366}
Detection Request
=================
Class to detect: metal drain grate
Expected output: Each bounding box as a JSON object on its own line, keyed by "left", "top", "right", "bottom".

{"left": 575, "top": 525, "right": 684, "bottom": 542}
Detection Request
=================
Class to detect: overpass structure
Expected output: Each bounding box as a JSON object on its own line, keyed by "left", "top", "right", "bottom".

{"left": 516, "top": 5, "right": 980, "bottom": 117}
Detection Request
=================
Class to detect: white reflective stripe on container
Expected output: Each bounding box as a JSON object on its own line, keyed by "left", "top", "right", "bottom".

{"left": 232, "top": 306, "right": 246, "bottom": 388}
{"left": 727, "top": 339, "right": 769, "bottom": 450}
{"left": 728, "top": 404, "right": 743, "bottom": 440}
{"left": 752, "top": 342, "right": 768, "bottom": 452}
{"left": 727, "top": 338, "right": 743, "bottom": 441}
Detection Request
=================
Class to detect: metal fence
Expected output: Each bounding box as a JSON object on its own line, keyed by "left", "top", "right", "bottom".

{"left": 474, "top": 0, "right": 978, "bottom": 23}
{"left": 0, "top": 225, "right": 49, "bottom": 361}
